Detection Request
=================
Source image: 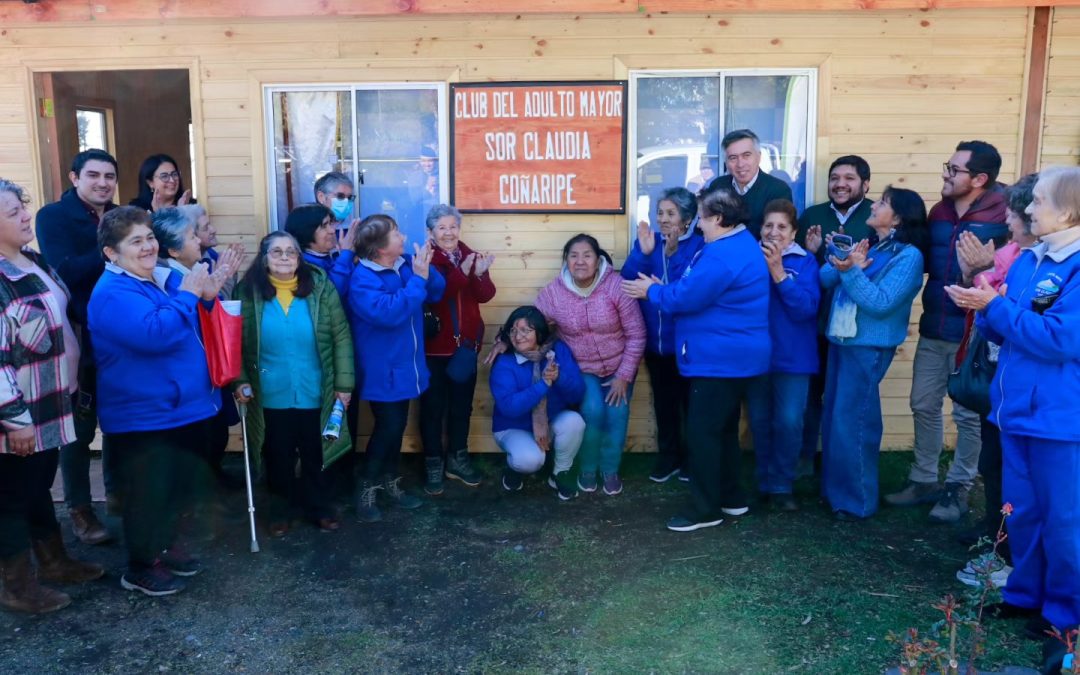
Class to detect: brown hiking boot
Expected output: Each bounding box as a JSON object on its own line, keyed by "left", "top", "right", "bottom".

{"left": 0, "top": 550, "right": 70, "bottom": 614}
{"left": 883, "top": 480, "right": 944, "bottom": 507}
{"left": 32, "top": 533, "right": 105, "bottom": 584}
{"left": 69, "top": 505, "right": 112, "bottom": 545}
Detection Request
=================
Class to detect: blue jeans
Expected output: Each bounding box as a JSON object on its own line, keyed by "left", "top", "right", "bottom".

{"left": 578, "top": 374, "right": 634, "bottom": 477}
{"left": 1001, "top": 432, "right": 1080, "bottom": 630}
{"left": 821, "top": 344, "right": 895, "bottom": 518}
{"left": 748, "top": 373, "right": 811, "bottom": 494}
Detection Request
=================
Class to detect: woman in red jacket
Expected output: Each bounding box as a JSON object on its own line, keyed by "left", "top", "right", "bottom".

{"left": 419, "top": 205, "right": 496, "bottom": 495}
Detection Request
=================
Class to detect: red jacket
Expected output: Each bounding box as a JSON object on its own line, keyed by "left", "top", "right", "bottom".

{"left": 424, "top": 242, "right": 497, "bottom": 357}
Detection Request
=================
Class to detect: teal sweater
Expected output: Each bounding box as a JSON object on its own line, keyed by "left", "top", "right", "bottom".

{"left": 820, "top": 243, "right": 924, "bottom": 348}
{"left": 258, "top": 297, "right": 322, "bottom": 409}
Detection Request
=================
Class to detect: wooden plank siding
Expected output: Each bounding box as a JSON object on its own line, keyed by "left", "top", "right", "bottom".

{"left": 0, "top": 8, "right": 1055, "bottom": 453}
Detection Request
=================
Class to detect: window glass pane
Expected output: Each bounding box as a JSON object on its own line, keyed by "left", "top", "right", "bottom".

{"left": 76, "top": 108, "right": 107, "bottom": 153}
{"left": 634, "top": 77, "right": 719, "bottom": 230}
{"left": 724, "top": 74, "right": 811, "bottom": 212}
{"left": 269, "top": 90, "right": 352, "bottom": 230}
{"left": 355, "top": 88, "right": 441, "bottom": 247}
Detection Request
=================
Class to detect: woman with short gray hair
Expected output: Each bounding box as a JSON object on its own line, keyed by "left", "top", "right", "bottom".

{"left": 418, "top": 204, "right": 495, "bottom": 495}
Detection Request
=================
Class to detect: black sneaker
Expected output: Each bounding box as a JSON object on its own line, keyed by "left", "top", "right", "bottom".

{"left": 667, "top": 515, "right": 723, "bottom": 532}
{"left": 677, "top": 470, "right": 690, "bottom": 483}
{"left": 160, "top": 546, "right": 202, "bottom": 577}
{"left": 445, "top": 449, "right": 482, "bottom": 487}
{"left": 423, "top": 457, "right": 444, "bottom": 496}
{"left": 121, "top": 560, "right": 186, "bottom": 596}
{"left": 649, "top": 457, "right": 681, "bottom": 483}
{"left": 382, "top": 476, "right": 423, "bottom": 510}
{"left": 547, "top": 471, "right": 578, "bottom": 501}
{"left": 502, "top": 468, "right": 523, "bottom": 492}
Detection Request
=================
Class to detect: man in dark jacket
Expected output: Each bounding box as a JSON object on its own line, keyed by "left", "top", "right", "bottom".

{"left": 34, "top": 148, "right": 118, "bottom": 545}
{"left": 884, "top": 141, "right": 1009, "bottom": 523}
{"left": 705, "top": 129, "right": 793, "bottom": 239}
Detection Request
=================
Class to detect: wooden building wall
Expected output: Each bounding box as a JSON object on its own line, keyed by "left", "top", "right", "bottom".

{"left": 1044, "top": 7, "right": 1080, "bottom": 168}
{"left": 0, "top": 7, "right": 1054, "bottom": 452}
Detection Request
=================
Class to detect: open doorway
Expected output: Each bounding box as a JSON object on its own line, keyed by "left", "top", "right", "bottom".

{"left": 34, "top": 68, "right": 194, "bottom": 205}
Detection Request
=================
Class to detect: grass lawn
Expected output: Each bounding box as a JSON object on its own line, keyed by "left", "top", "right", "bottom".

{"left": 0, "top": 451, "right": 1042, "bottom": 674}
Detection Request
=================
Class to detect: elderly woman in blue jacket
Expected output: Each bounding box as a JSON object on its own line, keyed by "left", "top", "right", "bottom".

{"left": 747, "top": 199, "right": 820, "bottom": 512}
{"left": 948, "top": 166, "right": 1080, "bottom": 665}
{"left": 89, "top": 206, "right": 232, "bottom": 597}
{"left": 819, "top": 186, "right": 928, "bottom": 521}
{"left": 489, "top": 305, "right": 585, "bottom": 500}
{"left": 621, "top": 187, "right": 704, "bottom": 483}
{"left": 342, "top": 214, "right": 445, "bottom": 523}
{"left": 623, "top": 184, "right": 770, "bottom": 532}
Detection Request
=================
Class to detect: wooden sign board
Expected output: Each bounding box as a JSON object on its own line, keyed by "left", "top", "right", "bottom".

{"left": 450, "top": 81, "right": 627, "bottom": 214}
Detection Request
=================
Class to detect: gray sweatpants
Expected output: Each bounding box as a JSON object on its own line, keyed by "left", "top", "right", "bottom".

{"left": 908, "top": 335, "right": 982, "bottom": 486}
{"left": 494, "top": 410, "right": 585, "bottom": 475}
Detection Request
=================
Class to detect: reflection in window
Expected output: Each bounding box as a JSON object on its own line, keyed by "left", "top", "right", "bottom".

{"left": 76, "top": 107, "right": 108, "bottom": 153}
{"left": 633, "top": 71, "right": 815, "bottom": 231}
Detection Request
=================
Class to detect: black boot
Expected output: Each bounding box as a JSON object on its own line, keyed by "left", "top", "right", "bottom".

{"left": 445, "top": 449, "right": 482, "bottom": 487}
{"left": 355, "top": 480, "right": 383, "bottom": 523}
{"left": 424, "top": 457, "right": 444, "bottom": 496}
{"left": 382, "top": 476, "right": 423, "bottom": 510}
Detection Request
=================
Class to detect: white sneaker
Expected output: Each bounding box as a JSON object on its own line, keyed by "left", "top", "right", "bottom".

{"left": 721, "top": 506, "right": 749, "bottom": 516}
{"left": 956, "top": 554, "right": 1011, "bottom": 588}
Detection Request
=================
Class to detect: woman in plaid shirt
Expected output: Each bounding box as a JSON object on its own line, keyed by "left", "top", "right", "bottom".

{"left": 0, "top": 179, "right": 103, "bottom": 615}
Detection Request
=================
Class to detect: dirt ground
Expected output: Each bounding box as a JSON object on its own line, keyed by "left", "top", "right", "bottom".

{"left": 0, "top": 453, "right": 1041, "bottom": 674}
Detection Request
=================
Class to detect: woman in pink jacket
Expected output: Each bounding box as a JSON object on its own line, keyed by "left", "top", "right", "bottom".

{"left": 535, "top": 234, "right": 645, "bottom": 495}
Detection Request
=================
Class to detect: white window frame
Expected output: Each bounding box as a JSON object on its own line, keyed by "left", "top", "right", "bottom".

{"left": 628, "top": 68, "right": 818, "bottom": 234}
{"left": 262, "top": 82, "right": 449, "bottom": 229}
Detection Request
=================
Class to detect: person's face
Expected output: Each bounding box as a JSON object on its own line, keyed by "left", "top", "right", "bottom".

{"left": 266, "top": 238, "right": 300, "bottom": 278}
{"left": 1005, "top": 208, "right": 1029, "bottom": 242}
{"left": 0, "top": 191, "right": 33, "bottom": 251}
{"left": 104, "top": 223, "right": 158, "bottom": 279}
{"left": 194, "top": 213, "right": 217, "bottom": 249}
{"left": 1027, "top": 179, "right": 1072, "bottom": 237}
{"left": 697, "top": 212, "right": 723, "bottom": 240}
{"left": 377, "top": 226, "right": 406, "bottom": 260}
{"left": 867, "top": 196, "right": 899, "bottom": 230}
{"left": 149, "top": 162, "right": 180, "bottom": 200}
{"left": 656, "top": 199, "right": 688, "bottom": 240}
{"left": 942, "top": 150, "right": 979, "bottom": 200}
{"left": 309, "top": 216, "right": 336, "bottom": 254}
{"left": 70, "top": 159, "right": 117, "bottom": 208}
{"left": 566, "top": 241, "right": 599, "bottom": 285}
{"left": 828, "top": 164, "right": 869, "bottom": 209}
{"left": 431, "top": 215, "right": 461, "bottom": 252}
{"left": 317, "top": 184, "right": 354, "bottom": 209}
{"left": 170, "top": 226, "right": 203, "bottom": 269}
{"left": 419, "top": 156, "right": 436, "bottom": 174}
{"left": 509, "top": 318, "right": 538, "bottom": 354}
{"left": 724, "top": 138, "right": 761, "bottom": 188}
{"left": 761, "top": 212, "right": 796, "bottom": 250}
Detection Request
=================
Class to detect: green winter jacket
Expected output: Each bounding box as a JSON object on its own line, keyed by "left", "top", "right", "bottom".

{"left": 233, "top": 266, "right": 355, "bottom": 469}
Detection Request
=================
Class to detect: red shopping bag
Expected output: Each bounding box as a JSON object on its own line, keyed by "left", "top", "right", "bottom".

{"left": 198, "top": 299, "right": 243, "bottom": 387}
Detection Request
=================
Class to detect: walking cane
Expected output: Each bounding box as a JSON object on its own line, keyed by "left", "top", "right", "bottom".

{"left": 238, "top": 386, "right": 260, "bottom": 553}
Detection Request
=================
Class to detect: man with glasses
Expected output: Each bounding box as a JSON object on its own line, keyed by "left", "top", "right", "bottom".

{"left": 705, "top": 129, "right": 793, "bottom": 239}
{"left": 884, "top": 141, "right": 1009, "bottom": 523}
{"left": 313, "top": 171, "right": 357, "bottom": 230}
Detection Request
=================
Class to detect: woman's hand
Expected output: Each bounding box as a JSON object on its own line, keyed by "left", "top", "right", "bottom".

{"left": 945, "top": 278, "right": 1005, "bottom": 312}
{"left": 197, "top": 262, "right": 229, "bottom": 301}
{"left": 177, "top": 189, "right": 192, "bottom": 206}
{"left": 233, "top": 384, "right": 253, "bottom": 404}
{"left": 180, "top": 262, "right": 209, "bottom": 296}
{"left": 473, "top": 252, "right": 495, "bottom": 276}
{"left": 217, "top": 243, "right": 246, "bottom": 279}
{"left": 637, "top": 220, "right": 655, "bottom": 255}
{"left": 6, "top": 426, "right": 36, "bottom": 456}
{"left": 412, "top": 242, "right": 433, "bottom": 279}
{"left": 831, "top": 240, "right": 873, "bottom": 272}
{"left": 482, "top": 339, "right": 508, "bottom": 366}
{"left": 604, "top": 378, "right": 630, "bottom": 407}
{"left": 805, "top": 225, "right": 823, "bottom": 254}
{"left": 535, "top": 430, "right": 550, "bottom": 453}
{"left": 957, "top": 231, "right": 995, "bottom": 285}
{"left": 338, "top": 218, "right": 359, "bottom": 254}
{"left": 621, "top": 273, "right": 660, "bottom": 300}
{"left": 542, "top": 359, "right": 559, "bottom": 386}
{"left": 335, "top": 392, "right": 352, "bottom": 408}
{"left": 460, "top": 252, "right": 476, "bottom": 277}
{"left": 761, "top": 240, "right": 787, "bottom": 283}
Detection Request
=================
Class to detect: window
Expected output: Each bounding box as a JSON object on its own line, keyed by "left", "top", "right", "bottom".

{"left": 631, "top": 70, "right": 816, "bottom": 232}
{"left": 265, "top": 84, "right": 447, "bottom": 246}
{"left": 76, "top": 106, "right": 111, "bottom": 153}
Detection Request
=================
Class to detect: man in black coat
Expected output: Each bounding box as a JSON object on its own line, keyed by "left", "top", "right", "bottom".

{"left": 35, "top": 148, "right": 118, "bottom": 545}
{"left": 706, "top": 128, "right": 793, "bottom": 239}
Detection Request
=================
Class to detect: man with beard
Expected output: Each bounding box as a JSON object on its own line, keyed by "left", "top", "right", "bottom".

{"left": 884, "top": 140, "right": 1009, "bottom": 523}
{"left": 794, "top": 155, "right": 873, "bottom": 477}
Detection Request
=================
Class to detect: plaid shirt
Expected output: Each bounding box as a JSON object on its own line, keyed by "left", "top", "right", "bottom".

{"left": 0, "top": 249, "right": 75, "bottom": 453}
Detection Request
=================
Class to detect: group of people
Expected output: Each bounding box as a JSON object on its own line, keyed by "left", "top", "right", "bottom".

{"left": 2, "top": 134, "right": 1080, "bottom": 671}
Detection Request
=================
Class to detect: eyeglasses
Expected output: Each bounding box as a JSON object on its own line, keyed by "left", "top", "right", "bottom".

{"left": 332, "top": 193, "right": 355, "bottom": 202}
{"left": 156, "top": 171, "right": 181, "bottom": 182}
{"left": 268, "top": 248, "right": 299, "bottom": 259}
{"left": 508, "top": 327, "right": 536, "bottom": 338}
{"left": 943, "top": 163, "right": 974, "bottom": 178}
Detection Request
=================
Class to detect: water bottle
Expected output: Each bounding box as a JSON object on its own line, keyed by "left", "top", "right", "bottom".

{"left": 322, "top": 399, "right": 346, "bottom": 440}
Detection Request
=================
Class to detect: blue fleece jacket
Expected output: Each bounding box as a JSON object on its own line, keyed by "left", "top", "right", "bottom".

{"left": 303, "top": 250, "right": 337, "bottom": 275}
{"left": 767, "top": 246, "right": 821, "bottom": 374}
{"left": 977, "top": 235, "right": 1080, "bottom": 441}
{"left": 620, "top": 230, "right": 705, "bottom": 356}
{"left": 88, "top": 264, "right": 219, "bottom": 433}
{"left": 490, "top": 340, "right": 585, "bottom": 433}
{"left": 646, "top": 226, "right": 771, "bottom": 378}
{"left": 345, "top": 255, "right": 445, "bottom": 402}
{"left": 820, "top": 240, "right": 924, "bottom": 348}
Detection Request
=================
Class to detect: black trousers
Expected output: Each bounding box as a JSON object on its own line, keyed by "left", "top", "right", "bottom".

{"left": 262, "top": 408, "right": 330, "bottom": 521}
{"left": 686, "top": 376, "right": 752, "bottom": 520}
{"left": 365, "top": 400, "right": 411, "bottom": 481}
{"left": 978, "top": 413, "right": 1010, "bottom": 561}
{"left": 419, "top": 355, "right": 478, "bottom": 459}
{"left": 800, "top": 334, "right": 831, "bottom": 459}
{"left": 0, "top": 449, "right": 61, "bottom": 558}
{"left": 110, "top": 419, "right": 210, "bottom": 568}
{"left": 644, "top": 353, "right": 689, "bottom": 466}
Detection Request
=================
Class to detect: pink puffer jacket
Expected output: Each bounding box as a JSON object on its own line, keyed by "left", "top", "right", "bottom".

{"left": 535, "top": 265, "right": 645, "bottom": 381}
